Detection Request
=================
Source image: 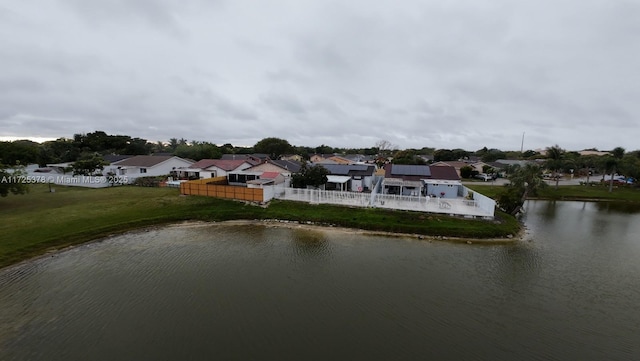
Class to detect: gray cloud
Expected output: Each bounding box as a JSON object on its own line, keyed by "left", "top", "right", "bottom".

{"left": 1, "top": 0, "right": 638, "bottom": 151}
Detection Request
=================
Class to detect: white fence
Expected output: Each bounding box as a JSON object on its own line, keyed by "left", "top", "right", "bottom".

{"left": 279, "top": 188, "right": 371, "bottom": 207}
{"left": 276, "top": 185, "right": 495, "bottom": 218}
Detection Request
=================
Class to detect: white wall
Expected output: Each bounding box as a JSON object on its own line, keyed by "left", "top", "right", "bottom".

{"left": 108, "top": 157, "right": 193, "bottom": 183}
{"left": 426, "top": 183, "right": 458, "bottom": 198}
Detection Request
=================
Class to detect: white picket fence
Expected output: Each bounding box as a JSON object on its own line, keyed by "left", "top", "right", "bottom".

{"left": 279, "top": 188, "right": 370, "bottom": 207}
{"left": 276, "top": 186, "right": 495, "bottom": 218}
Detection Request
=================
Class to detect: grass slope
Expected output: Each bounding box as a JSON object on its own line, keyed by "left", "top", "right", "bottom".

{"left": 0, "top": 184, "right": 519, "bottom": 268}
{"left": 468, "top": 184, "right": 640, "bottom": 202}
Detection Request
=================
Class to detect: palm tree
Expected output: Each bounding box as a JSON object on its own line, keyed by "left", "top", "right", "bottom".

{"left": 580, "top": 155, "right": 597, "bottom": 185}
{"left": 511, "top": 163, "right": 547, "bottom": 203}
{"left": 545, "top": 145, "right": 564, "bottom": 189}
{"left": 608, "top": 147, "right": 625, "bottom": 192}
{"left": 169, "top": 138, "right": 178, "bottom": 152}
{"left": 498, "top": 163, "right": 547, "bottom": 215}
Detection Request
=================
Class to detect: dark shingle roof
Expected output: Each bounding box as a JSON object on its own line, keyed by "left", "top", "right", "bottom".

{"left": 320, "top": 164, "right": 375, "bottom": 176}
{"left": 428, "top": 166, "right": 460, "bottom": 181}
{"left": 383, "top": 164, "right": 459, "bottom": 181}
{"left": 270, "top": 159, "right": 302, "bottom": 172}
{"left": 220, "top": 154, "right": 265, "bottom": 165}
{"left": 103, "top": 154, "right": 134, "bottom": 163}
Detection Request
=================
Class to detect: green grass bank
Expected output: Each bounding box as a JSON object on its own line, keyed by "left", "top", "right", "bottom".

{"left": 1, "top": 184, "right": 520, "bottom": 269}
{"left": 467, "top": 184, "right": 640, "bottom": 202}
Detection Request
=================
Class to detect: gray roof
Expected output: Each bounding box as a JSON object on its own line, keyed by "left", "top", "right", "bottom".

{"left": 270, "top": 159, "right": 302, "bottom": 172}
{"left": 103, "top": 154, "right": 134, "bottom": 163}
{"left": 320, "top": 164, "right": 375, "bottom": 176}
{"left": 112, "top": 155, "right": 177, "bottom": 167}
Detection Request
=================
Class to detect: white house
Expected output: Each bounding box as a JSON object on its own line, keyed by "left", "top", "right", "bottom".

{"left": 177, "top": 159, "right": 253, "bottom": 179}
{"left": 320, "top": 164, "right": 377, "bottom": 192}
{"left": 227, "top": 159, "right": 302, "bottom": 187}
{"left": 109, "top": 156, "right": 193, "bottom": 183}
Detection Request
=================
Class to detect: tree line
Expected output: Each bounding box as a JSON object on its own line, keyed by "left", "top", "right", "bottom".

{"left": 2, "top": 132, "right": 638, "bottom": 174}
{"left": 2, "top": 131, "right": 639, "bottom": 191}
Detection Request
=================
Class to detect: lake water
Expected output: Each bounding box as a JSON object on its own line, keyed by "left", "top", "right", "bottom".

{"left": 1, "top": 201, "right": 640, "bottom": 360}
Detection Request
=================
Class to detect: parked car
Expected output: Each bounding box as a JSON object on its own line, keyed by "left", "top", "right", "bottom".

{"left": 474, "top": 173, "right": 492, "bottom": 181}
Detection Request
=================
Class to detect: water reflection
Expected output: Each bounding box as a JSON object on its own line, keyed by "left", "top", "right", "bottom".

{"left": 493, "top": 243, "right": 541, "bottom": 285}
{"left": 594, "top": 201, "right": 640, "bottom": 214}
{"left": 540, "top": 199, "right": 558, "bottom": 222}
{"left": 291, "top": 228, "right": 331, "bottom": 258}
{"left": 2, "top": 206, "right": 640, "bottom": 361}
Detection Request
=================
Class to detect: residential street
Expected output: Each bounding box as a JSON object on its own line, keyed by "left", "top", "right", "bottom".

{"left": 463, "top": 176, "right": 592, "bottom": 187}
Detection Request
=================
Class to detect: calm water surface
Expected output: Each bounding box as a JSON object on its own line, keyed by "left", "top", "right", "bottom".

{"left": 1, "top": 201, "right": 640, "bottom": 360}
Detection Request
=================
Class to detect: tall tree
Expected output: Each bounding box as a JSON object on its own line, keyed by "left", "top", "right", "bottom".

{"left": 254, "top": 137, "right": 293, "bottom": 159}
{"left": 169, "top": 138, "right": 179, "bottom": 151}
{"left": 480, "top": 148, "right": 506, "bottom": 162}
{"left": 0, "top": 165, "right": 29, "bottom": 197}
{"left": 608, "top": 147, "right": 625, "bottom": 192}
{"left": 291, "top": 163, "right": 329, "bottom": 188}
{"left": 497, "top": 164, "right": 547, "bottom": 215}
{"left": 579, "top": 154, "right": 598, "bottom": 184}
{"left": 174, "top": 143, "right": 221, "bottom": 161}
{"left": 72, "top": 153, "right": 109, "bottom": 176}
{"left": 375, "top": 140, "right": 397, "bottom": 158}
{"left": 315, "top": 144, "right": 334, "bottom": 154}
{"left": 392, "top": 149, "right": 427, "bottom": 165}
{"left": 434, "top": 148, "right": 469, "bottom": 162}
{"left": 0, "top": 140, "right": 40, "bottom": 165}
{"left": 545, "top": 144, "right": 565, "bottom": 189}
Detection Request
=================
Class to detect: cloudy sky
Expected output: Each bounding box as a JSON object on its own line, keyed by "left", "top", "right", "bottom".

{"left": 1, "top": 0, "right": 638, "bottom": 151}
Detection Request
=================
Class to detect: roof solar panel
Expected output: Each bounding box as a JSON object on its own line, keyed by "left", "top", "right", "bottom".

{"left": 391, "top": 164, "right": 431, "bottom": 176}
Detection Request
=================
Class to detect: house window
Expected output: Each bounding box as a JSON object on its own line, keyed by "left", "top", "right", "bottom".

{"left": 140, "top": 168, "right": 147, "bottom": 174}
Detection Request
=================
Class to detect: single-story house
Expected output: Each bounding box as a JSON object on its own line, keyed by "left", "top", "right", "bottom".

{"left": 425, "top": 165, "right": 463, "bottom": 198}
{"left": 343, "top": 154, "right": 376, "bottom": 164}
{"left": 382, "top": 164, "right": 461, "bottom": 198}
{"left": 280, "top": 154, "right": 304, "bottom": 162}
{"left": 246, "top": 171, "right": 286, "bottom": 189}
{"left": 310, "top": 154, "right": 353, "bottom": 165}
{"left": 245, "top": 159, "right": 302, "bottom": 176}
{"left": 177, "top": 159, "right": 253, "bottom": 179}
{"left": 109, "top": 155, "right": 193, "bottom": 182}
{"left": 430, "top": 161, "right": 471, "bottom": 177}
{"left": 309, "top": 154, "right": 333, "bottom": 163}
{"left": 320, "top": 164, "right": 376, "bottom": 192}
{"left": 227, "top": 159, "right": 302, "bottom": 187}
{"left": 220, "top": 154, "right": 267, "bottom": 165}
{"left": 103, "top": 154, "right": 134, "bottom": 164}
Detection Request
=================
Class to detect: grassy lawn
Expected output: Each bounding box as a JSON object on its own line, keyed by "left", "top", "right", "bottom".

{"left": 0, "top": 184, "right": 520, "bottom": 268}
{"left": 468, "top": 184, "right": 640, "bottom": 202}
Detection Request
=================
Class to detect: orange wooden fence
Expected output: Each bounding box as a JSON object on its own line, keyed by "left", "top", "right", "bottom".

{"left": 180, "top": 177, "right": 264, "bottom": 202}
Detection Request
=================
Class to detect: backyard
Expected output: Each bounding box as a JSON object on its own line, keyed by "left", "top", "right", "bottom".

{"left": 0, "top": 184, "right": 521, "bottom": 268}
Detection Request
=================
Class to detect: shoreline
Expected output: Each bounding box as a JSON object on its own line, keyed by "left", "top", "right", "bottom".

{"left": 169, "top": 219, "right": 523, "bottom": 245}
{"left": 0, "top": 185, "right": 522, "bottom": 270}
{"left": 2, "top": 219, "right": 522, "bottom": 272}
